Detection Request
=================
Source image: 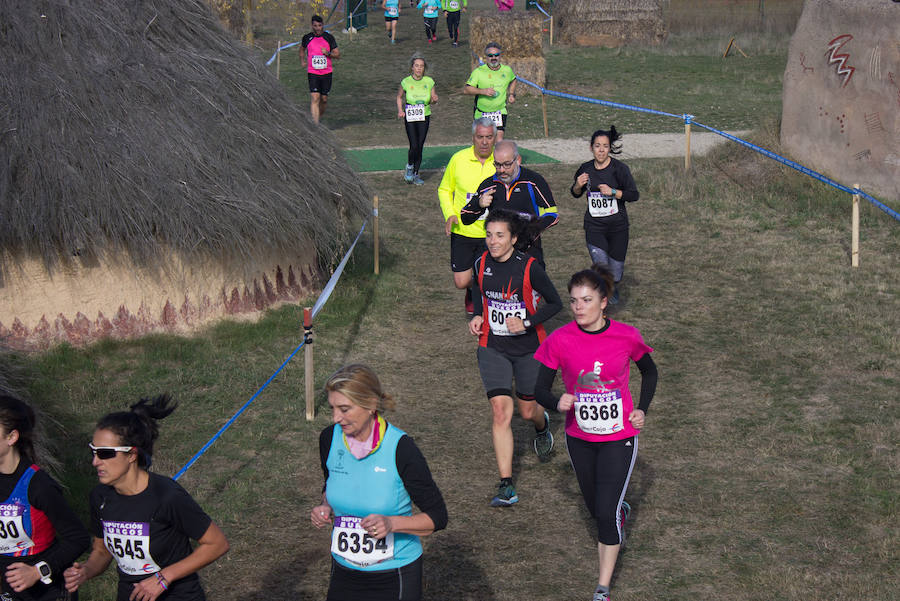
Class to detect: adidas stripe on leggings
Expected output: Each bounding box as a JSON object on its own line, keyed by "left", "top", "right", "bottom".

{"left": 565, "top": 434, "right": 636, "bottom": 545}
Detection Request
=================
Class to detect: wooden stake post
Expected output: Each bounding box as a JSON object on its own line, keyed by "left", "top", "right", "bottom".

{"left": 373, "top": 196, "right": 380, "bottom": 275}
{"left": 684, "top": 120, "right": 692, "bottom": 171}
{"left": 276, "top": 40, "right": 281, "bottom": 80}
{"left": 851, "top": 184, "right": 860, "bottom": 267}
{"left": 304, "top": 307, "right": 315, "bottom": 421}
{"left": 541, "top": 94, "right": 549, "bottom": 138}
{"left": 549, "top": 16, "right": 554, "bottom": 46}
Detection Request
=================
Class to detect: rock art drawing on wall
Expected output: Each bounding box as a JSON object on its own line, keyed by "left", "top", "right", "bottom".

{"left": 826, "top": 34, "right": 856, "bottom": 87}
{"left": 800, "top": 52, "right": 814, "bottom": 73}
{"left": 864, "top": 111, "right": 885, "bottom": 134}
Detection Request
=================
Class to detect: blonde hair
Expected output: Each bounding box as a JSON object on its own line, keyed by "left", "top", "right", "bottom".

{"left": 325, "top": 364, "right": 396, "bottom": 412}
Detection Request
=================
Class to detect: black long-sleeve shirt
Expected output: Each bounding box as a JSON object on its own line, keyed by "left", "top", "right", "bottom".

{"left": 570, "top": 157, "right": 639, "bottom": 241}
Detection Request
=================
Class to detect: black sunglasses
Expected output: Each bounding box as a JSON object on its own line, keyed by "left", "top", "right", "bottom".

{"left": 89, "top": 443, "right": 134, "bottom": 460}
{"left": 486, "top": 53, "right": 501, "bottom": 58}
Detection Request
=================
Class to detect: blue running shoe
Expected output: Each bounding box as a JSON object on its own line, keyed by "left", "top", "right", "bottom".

{"left": 490, "top": 481, "right": 518, "bottom": 507}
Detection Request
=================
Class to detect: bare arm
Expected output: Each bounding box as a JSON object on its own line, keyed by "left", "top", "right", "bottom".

{"left": 63, "top": 537, "right": 113, "bottom": 592}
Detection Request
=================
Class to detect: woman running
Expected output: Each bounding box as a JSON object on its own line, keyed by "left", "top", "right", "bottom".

{"left": 397, "top": 52, "right": 438, "bottom": 186}
{"left": 469, "top": 209, "right": 561, "bottom": 507}
{"left": 534, "top": 264, "right": 658, "bottom": 601}
{"left": 383, "top": 0, "right": 401, "bottom": 43}
{"left": 0, "top": 394, "right": 89, "bottom": 601}
{"left": 311, "top": 364, "right": 447, "bottom": 601}
{"left": 63, "top": 395, "right": 229, "bottom": 601}
{"left": 417, "top": 0, "right": 441, "bottom": 42}
{"left": 570, "top": 126, "right": 640, "bottom": 304}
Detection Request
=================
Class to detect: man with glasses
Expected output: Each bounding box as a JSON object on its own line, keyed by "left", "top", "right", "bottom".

{"left": 461, "top": 140, "right": 558, "bottom": 267}
{"left": 438, "top": 117, "right": 497, "bottom": 314}
{"left": 464, "top": 43, "right": 517, "bottom": 141}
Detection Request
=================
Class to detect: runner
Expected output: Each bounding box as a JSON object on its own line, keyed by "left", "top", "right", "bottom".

{"left": 396, "top": 52, "right": 438, "bottom": 186}
{"left": 570, "top": 126, "right": 640, "bottom": 304}
{"left": 438, "top": 117, "right": 497, "bottom": 314}
{"left": 533, "top": 264, "right": 658, "bottom": 601}
{"left": 416, "top": 0, "right": 442, "bottom": 43}
{"left": 311, "top": 364, "right": 447, "bottom": 601}
{"left": 464, "top": 43, "right": 516, "bottom": 141}
{"left": 441, "top": 0, "right": 466, "bottom": 47}
{"left": 300, "top": 15, "right": 340, "bottom": 124}
{"left": 383, "top": 0, "right": 401, "bottom": 44}
{"left": 461, "top": 139, "right": 558, "bottom": 267}
{"left": 63, "top": 395, "right": 229, "bottom": 601}
{"left": 0, "top": 394, "right": 89, "bottom": 601}
{"left": 468, "top": 210, "right": 562, "bottom": 507}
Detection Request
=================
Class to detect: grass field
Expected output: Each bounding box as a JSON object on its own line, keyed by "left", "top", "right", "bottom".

{"left": 8, "top": 1, "right": 900, "bottom": 600}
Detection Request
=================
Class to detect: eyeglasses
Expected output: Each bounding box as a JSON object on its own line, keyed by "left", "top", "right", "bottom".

{"left": 89, "top": 443, "right": 134, "bottom": 460}
{"left": 486, "top": 53, "right": 501, "bottom": 58}
{"left": 495, "top": 160, "right": 517, "bottom": 169}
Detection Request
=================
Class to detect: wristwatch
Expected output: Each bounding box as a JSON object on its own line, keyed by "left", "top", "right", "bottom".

{"left": 523, "top": 319, "right": 532, "bottom": 329}
{"left": 35, "top": 561, "right": 52, "bottom": 585}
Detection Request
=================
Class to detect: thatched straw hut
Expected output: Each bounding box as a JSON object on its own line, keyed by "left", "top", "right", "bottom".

{"left": 470, "top": 11, "right": 545, "bottom": 96}
{"left": 553, "top": 0, "right": 667, "bottom": 47}
{"left": 0, "top": 0, "right": 370, "bottom": 349}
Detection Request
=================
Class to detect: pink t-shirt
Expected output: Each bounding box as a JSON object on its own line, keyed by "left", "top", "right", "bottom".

{"left": 534, "top": 320, "right": 652, "bottom": 442}
{"left": 302, "top": 33, "right": 336, "bottom": 75}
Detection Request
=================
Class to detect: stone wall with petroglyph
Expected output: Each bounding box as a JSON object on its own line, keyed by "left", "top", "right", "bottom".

{"left": 781, "top": 0, "right": 899, "bottom": 202}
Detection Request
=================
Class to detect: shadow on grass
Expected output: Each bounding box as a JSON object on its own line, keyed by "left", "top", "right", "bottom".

{"left": 426, "top": 531, "right": 496, "bottom": 600}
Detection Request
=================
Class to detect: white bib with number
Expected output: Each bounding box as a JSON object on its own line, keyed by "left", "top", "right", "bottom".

{"left": 0, "top": 504, "right": 35, "bottom": 554}
{"left": 387, "top": 6, "right": 399, "bottom": 16}
{"left": 448, "top": 0, "right": 460, "bottom": 9}
{"left": 405, "top": 103, "right": 425, "bottom": 122}
{"left": 466, "top": 193, "right": 488, "bottom": 220}
{"left": 588, "top": 192, "right": 618, "bottom": 217}
{"left": 487, "top": 299, "right": 526, "bottom": 336}
{"left": 102, "top": 520, "right": 161, "bottom": 576}
{"left": 311, "top": 54, "right": 328, "bottom": 70}
{"left": 331, "top": 516, "right": 394, "bottom": 567}
{"left": 574, "top": 390, "right": 624, "bottom": 435}
{"left": 481, "top": 110, "right": 503, "bottom": 127}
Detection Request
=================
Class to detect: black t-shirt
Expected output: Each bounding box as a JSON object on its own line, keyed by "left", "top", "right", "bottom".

{"left": 571, "top": 157, "right": 639, "bottom": 240}
{"left": 89, "top": 473, "right": 212, "bottom": 601}
{"left": 0, "top": 461, "right": 89, "bottom": 600}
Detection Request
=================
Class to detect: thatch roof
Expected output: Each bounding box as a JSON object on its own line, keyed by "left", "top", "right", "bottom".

{"left": 0, "top": 0, "right": 370, "bottom": 277}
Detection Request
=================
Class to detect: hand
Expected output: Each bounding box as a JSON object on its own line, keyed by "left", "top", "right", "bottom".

{"left": 485, "top": 87, "right": 497, "bottom": 97}
{"left": 311, "top": 504, "right": 333, "bottom": 528}
{"left": 5, "top": 562, "right": 40, "bottom": 592}
{"left": 129, "top": 574, "right": 166, "bottom": 601}
{"left": 360, "top": 514, "right": 393, "bottom": 540}
{"left": 575, "top": 173, "right": 589, "bottom": 191}
{"left": 598, "top": 183, "right": 614, "bottom": 196}
{"left": 468, "top": 315, "right": 483, "bottom": 336}
{"left": 478, "top": 186, "right": 495, "bottom": 208}
{"left": 628, "top": 409, "right": 645, "bottom": 429}
{"left": 558, "top": 393, "right": 576, "bottom": 412}
{"left": 398, "top": 109, "right": 405, "bottom": 119}
{"left": 444, "top": 215, "right": 458, "bottom": 236}
{"left": 63, "top": 562, "right": 86, "bottom": 592}
{"left": 505, "top": 316, "right": 525, "bottom": 335}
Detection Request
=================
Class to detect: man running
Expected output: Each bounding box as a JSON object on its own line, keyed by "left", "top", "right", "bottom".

{"left": 464, "top": 42, "right": 516, "bottom": 141}
{"left": 461, "top": 140, "right": 558, "bottom": 267}
{"left": 300, "top": 15, "right": 339, "bottom": 124}
{"left": 438, "top": 117, "right": 497, "bottom": 314}
{"left": 441, "top": 0, "right": 466, "bottom": 47}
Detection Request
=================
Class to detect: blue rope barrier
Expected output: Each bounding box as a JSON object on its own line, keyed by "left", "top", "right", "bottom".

{"left": 515, "top": 76, "right": 899, "bottom": 222}
{"left": 173, "top": 217, "right": 371, "bottom": 479}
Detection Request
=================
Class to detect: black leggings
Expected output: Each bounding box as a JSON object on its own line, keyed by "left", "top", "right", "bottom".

{"left": 404, "top": 115, "right": 430, "bottom": 174}
{"left": 327, "top": 556, "right": 423, "bottom": 601}
{"left": 446, "top": 11, "right": 460, "bottom": 42}
{"left": 424, "top": 16, "right": 437, "bottom": 39}
{"left": 565, "top": 434, "right": 636, "bottom": 545}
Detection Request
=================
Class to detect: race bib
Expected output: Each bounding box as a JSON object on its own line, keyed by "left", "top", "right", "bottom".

{"left": 405, "top": 103, "right": 425, "bottom": 122}
{"left": 331, "top": 516, "right": 394, "bottom": 567}
{"left": 387, "top": 6, "right": 399, "bottom": 16}
{"left": 102, "top": 521, "right": 161, "bottom": 576}
{"left": 0, "top": 505, "right": 35, "bottom": 554}
{"left": 487, "top": 299, "right": 527, "bottom": 336}
{"left": 466, "top": 193, "right": 488, "bottom": 220}
{"left": 311, "top": 54, "right": 328, "bottom": 70}
{"left": 481, "top": 110, "right": 503, "bottom": 127}
{"left": 574, "top": 390, "right": 624, "bottom": 435}
{"left": 448, "top": 0, "right": 460, "bottom": 9}
{"left": 588, "top": 192, "right": 618, "bottom": 217}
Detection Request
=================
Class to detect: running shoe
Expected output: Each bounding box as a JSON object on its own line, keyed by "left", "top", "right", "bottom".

{"left": 404, "top": 164, "right": 414, "bottom": 183}
{"left": 452, "top": 41, "right": 459, "bottom": 47}
{"left": 592, "top": 590, "right": 610, "bottom": 601}
{"left": 533, "top": 410, "right": 553, "bottom": 462}
{"left": 490, "top": 481, "right": 518, "bottom": 507}
{"left": 412, "top": 175, "right": 425, "bottom": 186}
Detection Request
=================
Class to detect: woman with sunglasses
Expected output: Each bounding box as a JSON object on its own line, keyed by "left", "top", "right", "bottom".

{"left": 570, "top": 126, "right": 640, "bottom": 304}
{"left": 311, "top": 364, "right": 447, "bottom": 601}
{"left": 533, "top": 264, "right": 658, "bottom": 601}
{"left": 63, "top": 395, "right": 229, "bottom": 601}
{"left": 0, "top": 394, "right": 89, "bottom": 601}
